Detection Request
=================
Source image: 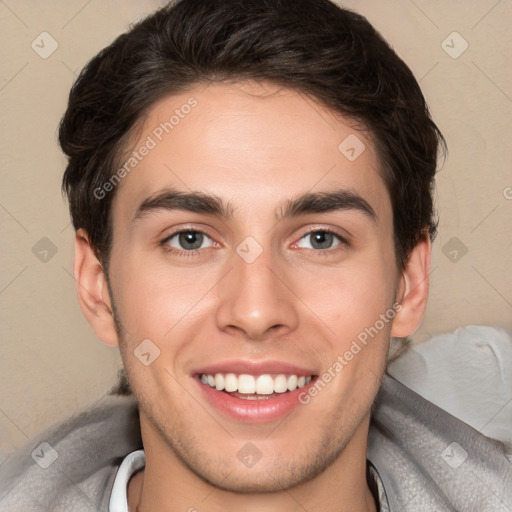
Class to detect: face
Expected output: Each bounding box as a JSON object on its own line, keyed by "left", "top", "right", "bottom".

{"left": 106, "top": 81, "right": 400, "bottom": 492}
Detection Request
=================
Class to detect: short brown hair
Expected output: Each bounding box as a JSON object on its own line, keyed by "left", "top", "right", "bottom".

{"left": 60, "top": 0, "right": 445, "bottom": 272}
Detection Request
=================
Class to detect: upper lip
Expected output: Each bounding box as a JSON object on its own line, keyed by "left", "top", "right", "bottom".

{"left": 193, "top": 359, "right": 318, "bottom": 377}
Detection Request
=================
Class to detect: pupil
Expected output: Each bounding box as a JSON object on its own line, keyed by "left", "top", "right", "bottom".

{"left": 179, "top": 231, "right": 203, "bottom": 250}
{"left": 311, "top": 232, "right": 333, "bottom": 249}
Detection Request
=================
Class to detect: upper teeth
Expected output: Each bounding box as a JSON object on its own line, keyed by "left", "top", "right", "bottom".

{"left": 200, "top": 373, "right": 312, "bottom": 394}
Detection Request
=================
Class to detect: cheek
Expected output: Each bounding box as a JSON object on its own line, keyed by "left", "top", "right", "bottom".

{"left": 109, "top": 256, "right": 228, "bottom": 395}
{"left": 293, "top": 255, "right": 398, "bottom": 387}
{"left": 295, "top": 254, "right": 396, "bottom": 328}
{"left": 110, "top": 254, "right": 216, "bottom": 339}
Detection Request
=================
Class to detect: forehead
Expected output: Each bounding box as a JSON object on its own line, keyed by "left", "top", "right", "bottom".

{"left": 111, "top": 81, "right": 390, "bottom": 225}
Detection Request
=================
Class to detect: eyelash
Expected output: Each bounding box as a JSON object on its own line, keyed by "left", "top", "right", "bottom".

{"left": 159, "top": 228, "right": 349, "bottom": 256}
{"left": 160, "top": 229, "right": 216, "bottom": 257}
{"left": 293, "top": 228, "right": 349, "bottom": 255}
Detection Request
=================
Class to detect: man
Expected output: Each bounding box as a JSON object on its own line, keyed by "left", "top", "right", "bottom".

{"left": 0, "top": 0, "right": 510, "bottom": 510}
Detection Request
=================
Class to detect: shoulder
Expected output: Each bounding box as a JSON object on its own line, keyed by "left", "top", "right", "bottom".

{"left": 388, "top": 325, "right": 512, "bottom": 454}
{"left": 369, "top": 326, "right": 512, "bottom": 512}
{"left": 0, "top": 394, "right": 141, "bottom": 512}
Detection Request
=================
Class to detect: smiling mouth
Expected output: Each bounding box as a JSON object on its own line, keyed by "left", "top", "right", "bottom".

{"left": 199, "top": 372, "right": 314, "bottom": 399}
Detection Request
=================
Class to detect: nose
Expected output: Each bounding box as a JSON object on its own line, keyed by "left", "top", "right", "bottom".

{"left": 215, "top": 249, "right": 299, "bottom": 341}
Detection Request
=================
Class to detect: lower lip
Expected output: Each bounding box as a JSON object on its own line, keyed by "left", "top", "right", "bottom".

{"left": 196, "top": 377, "right": 315, "bottom": 423}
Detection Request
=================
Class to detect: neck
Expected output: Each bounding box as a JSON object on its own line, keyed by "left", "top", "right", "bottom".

{"left": 129, "top": 413, "right": 377, "bottom": 512}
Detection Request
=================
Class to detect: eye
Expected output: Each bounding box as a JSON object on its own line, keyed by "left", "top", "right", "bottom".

{"left": 296, "top": 230, "right": 342, "bottom": 250}
{"left": 163, "top": 230, "right": 214, "bottom": 251}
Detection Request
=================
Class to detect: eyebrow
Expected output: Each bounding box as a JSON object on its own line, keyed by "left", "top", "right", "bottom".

{"left": 132, "top": 188, "right": 376, "bottom": 223}
{"left": 133, "top": 189, "right": 233, "bottom": 222}
{"left": 277, "top": 190, "right": 377, "bottom": 222}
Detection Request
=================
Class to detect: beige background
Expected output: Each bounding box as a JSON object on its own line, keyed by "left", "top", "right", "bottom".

{"left": 1, "top": 0, "right": 511, "bottom": 458}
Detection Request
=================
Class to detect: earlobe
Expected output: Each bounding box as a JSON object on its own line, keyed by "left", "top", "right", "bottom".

{"left": 73, "top": 229, "right": 119, "bottom": 347}
{"left": 391, "top": 237, "right": 431, "bottom": 338}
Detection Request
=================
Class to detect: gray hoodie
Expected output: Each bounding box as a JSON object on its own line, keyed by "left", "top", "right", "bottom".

{"left": 0, "top": 374, "right": 510, "bottom": 511}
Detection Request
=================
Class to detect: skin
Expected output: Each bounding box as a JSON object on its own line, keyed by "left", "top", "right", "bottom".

{"left": 75, "top": 81, "right": 430, "bottom": 512}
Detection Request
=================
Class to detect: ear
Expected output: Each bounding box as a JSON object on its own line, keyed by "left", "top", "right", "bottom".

{"left": 73, "top": 229, "right": 119, "bottom": 347}
{"left": 391, "top": 237, "right": 431, "bottom": 338}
